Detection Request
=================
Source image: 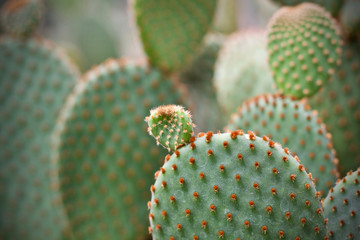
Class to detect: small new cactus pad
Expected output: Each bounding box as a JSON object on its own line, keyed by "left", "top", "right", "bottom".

{"left": 134, "top": 0, "right": 217, "bottom": 71}
{"left": 340, "top": 0, "right": 360, "bottom": 39}
{"left": 268, "top": 0, "right": 344, "bottom": 17}
{"left": 146, "top": 105, "right": 194, "bottom": 152}
{"left": 214, "top": 30, "right": 275, "bottom": 115}
{"left": 148, "top": 129, "right": 327, "bottom": 239}
{"left": 227, "top": 94, "right": 338, "bottom": 196}
{"left": 0, "top": 0, "right": 42, "bottom": 38}
{"left": 54, "top": 59, "right": 183, "bottom": 240}
{"left": 309, "top": 42, "right": 360, "bottom": 175}
{"left": 179, "top": 33, "right": 226, "bottom": 132}
{"left": 267, "top": 3, "right": 341, "bottom": 99}
{"left": 323, "top": 168, "right": 360, "bottom": 239}
{"left": 0, "top": 37, "right": 78, "bottom": 239}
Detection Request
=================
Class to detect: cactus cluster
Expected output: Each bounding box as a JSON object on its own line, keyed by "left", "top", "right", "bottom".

{"left": 267, "top": 3, "right": 341, "bottom": 99}
{"left": 1, "top": 0, "right": 360, "bottom": 239}
{"left": 54, "top": 59, "right": 183, "bottom": 239}
{"left": 227, "top": 94, "right": 338, "bottom": 195}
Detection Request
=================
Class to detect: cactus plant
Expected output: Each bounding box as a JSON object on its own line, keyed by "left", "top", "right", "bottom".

{"left": 308, "top": 41, "right": 360, "bottom": 176}
{"left": 227, "top": 94, "right": 338, "bottom": 196}
{"left": 323, "top": 168, "right": 360, "bottom": 239}
{"left": 214, "top": 30, "right": 275, "bottom": 115}
{"left": 134, "top": 0, "right": 217, "bottom": 71}
{"left": 0, "top": 0, "right": 42, "bottom": 38}
{"left": 53, "top": 59, "right": 183, "bottom": 240}
{"left": 0, "top": 36, "right": 78, "bottom": 239}
{"left": 268, "top": 0, "right": 344, "bottom": 17}
{"left": 147, "top": 105, "right": 327, "bottom": 239}
{"left": 178, "top": 33, "right": 226, "bottom": 132}
{"left": 267, "top": 3, "right": 341, "bottom": 99}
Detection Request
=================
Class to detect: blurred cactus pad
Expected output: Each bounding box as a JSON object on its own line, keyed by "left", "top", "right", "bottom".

{"left": 214, "top": 30, "right": 274, "bottom": 115}
{"left": 269, "top": 0, "right": 344, "bottom": 17}
{"left": 134, "top": 0, "right": 217, "bottom": 71}
{"left": 267, "top": 3, "right": 341, "bottom": 99}
{"left": 0, "top": 0, "right": 42, "bottom": 37}
{"left": 309, "top": 41, "right": 360, "bottom": 175}
{"left": 0, "top": 36, "right": 78, "bottom": 239}
{"left": 53, "top": 59, "right": 183, "bottom": 239}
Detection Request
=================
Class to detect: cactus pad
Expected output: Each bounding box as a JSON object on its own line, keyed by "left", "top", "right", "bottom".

{"left": 227, "top": 94, "right": 338, "bottom": 196}
{"left": 0, "top": 0, "right": 42, "bottom": 37}
{"left": 323, "top": 168, "right": 360, "bottom": 239}
{"left": 214, "top": 30, "right": 275, "bottom": 115}
{"left": 309, "top": 42, "right": 360, "bottom": 175}
{"left": 149, "top": 130, "right": 327, "bottom": 239}
{"left": 340, "top": 0, "right": 360, "bottom": 39}
{"left": 54, "top": 59, "right": 183, "bottom": 240}
{"left": 268, "top": 0, "right": 344, "bottom": 17}
{"left": 146, "top": 105, "right": 194, "bottom": 152}
{"left": 267, "top": 3, "right": 341, "bottom": 99}
{"left": 0, "top": 37, "right": 78, "bottom": 239}
{"left": 134, "top": 0, "right": 217, "bottom": 71}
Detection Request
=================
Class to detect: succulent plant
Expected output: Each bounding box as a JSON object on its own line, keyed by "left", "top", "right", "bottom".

{"left": 268, "top": 0, "right": 344, "bottom": 17}
{"left": 323, "top": 168, "right": 360, "bottom": 239}
{"left": 227, "top": 94, "right": 338, "bottom": 196}
{"left": 0, "top": 0, "right": 42, "bottom": 38}
{"left": 53, "top": 59, "right": 184, "bottom": 240}
{"left": 267, "top": 3, "right": 341, "bottom": 99}
{"left": 147, "top": 105, "right": 327, "bottom": 239}
{"left": 308, "top": 41, "right": 360, "bottom": 176}
{"left": 214, "top": 30, "right": 275, "bottom": 115}
{"left": 0, "top": 36, "right": 78, "bottom": 239}
{"left": 134, "top": 0, "right": 217, "bottom": 71}
{"left": 178, "top": 33, "right": 226, "bottom": 132}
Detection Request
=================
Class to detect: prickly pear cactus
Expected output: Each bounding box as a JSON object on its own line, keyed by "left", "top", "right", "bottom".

{"left": 146, "top": 105, "right": 194, "bottom": 152}
{"left": 54, "top": 59, "right": 183, "bottom": 240}
{"left": 227, "top": 94, "right": 338, "bottom": 196}
{"left": 0, "top": 0, "right": 42, "bottom": 37}
{"left": 323, "top": 168, "right": 360, "bottom": 239}
{"left": 214, "top": 30, "right": 275, "bottom": 115}
{"left": 147, "top": 108, "right": 327, "bottom": 239}
{"left": 267, "top": 3, "right": 341, "bottom": 99}
{"left": 179, "top": 33, "right": 226, "bottom": 132}
{"left": 134, "top": 0, "right": 217, "bottom": 71}
{"left": 0, "top": 37, "right": 78, "bottom": 239}
{"left": 268, "top": 0, "right": 344, "bottom": 17}
{"left": 309, "top": 42, "right": 360, "bottom": 175}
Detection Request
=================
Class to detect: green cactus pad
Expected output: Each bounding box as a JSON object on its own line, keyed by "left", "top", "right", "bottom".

{"left": 134, "top": 0, "right": 217, "bottom": 71}
{"left": 54, "top": 59, "right": 183, "bottom": 240}
{"left": 309, "top": 42, "right": 360, "bottom": 176}
{"left": 323, "top": 168, "right": 360, "bottom": 239}
{"left": 179, "top": 33, "right": 226, "bottom": 133}
{"left": 268, "top": 0, "right": 344, "bottom": 17}
{"left": 0, "top": 37, "right": 78, "bottom": 239}
{"left": 0, "top": 0, "right": 42, "bottom": 38}
{"left": 267, "top": 3, "right": 341, "bottom": 99}
{"left": 146, "top": 105, "right": 194, "bottom": 152}
{"left": 340, "top": 0, "right": 360, "bottom": 39}
{"left": 214, "top": 30, "right": 275, "bottom": 115}
{"left": 149, "top": 130, "right": 327, "bottom": 239}
{"left": 227, "top": 94, "right": 338, "bottom": 196}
